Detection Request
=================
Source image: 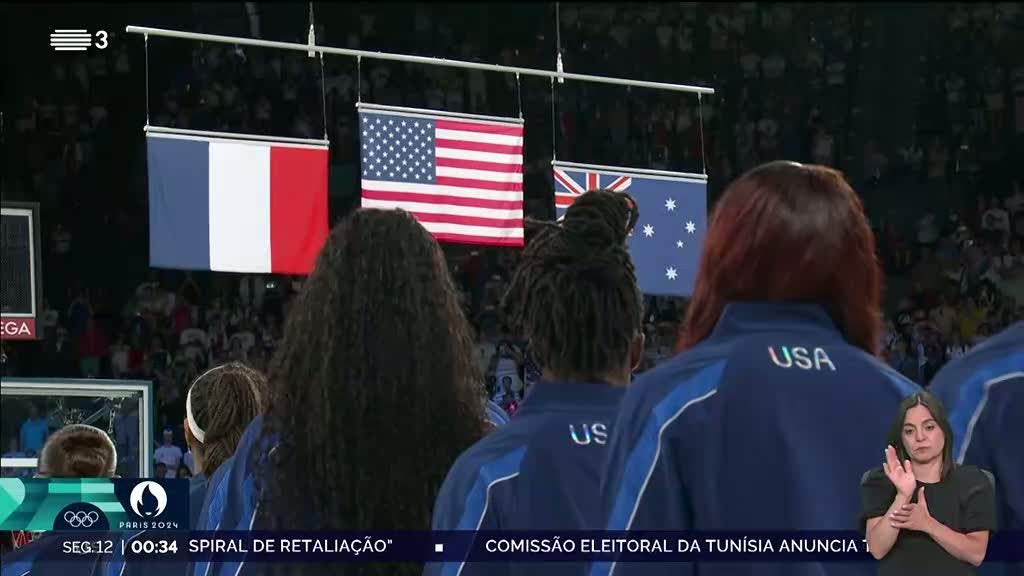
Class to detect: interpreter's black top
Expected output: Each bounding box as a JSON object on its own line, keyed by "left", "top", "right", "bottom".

{"left": 860, "top": 464, "right": 996, "bottom": 576}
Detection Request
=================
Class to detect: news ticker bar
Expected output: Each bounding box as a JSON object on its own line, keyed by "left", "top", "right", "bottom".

{"left": 35, "top": 531, "right": 1024, "bottom": 563}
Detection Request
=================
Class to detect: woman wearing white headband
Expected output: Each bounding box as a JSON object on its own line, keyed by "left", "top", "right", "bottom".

{"left": 183, "top": 361, "right": 268, "bottom": 527}
{"left": 102, "top": 365, "right": 267, "bottom": 576}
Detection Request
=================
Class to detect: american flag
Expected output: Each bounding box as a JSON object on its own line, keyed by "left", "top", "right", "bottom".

{"left": 358, "top": 105, "right": 524, "bottom": 247}
{"left": 553, "top": 162, "right": 707, "bottom": 297}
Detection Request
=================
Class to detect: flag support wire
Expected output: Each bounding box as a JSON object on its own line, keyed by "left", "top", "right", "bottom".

{"left": 125, "top": 26, "right": 715, "bottom": 96}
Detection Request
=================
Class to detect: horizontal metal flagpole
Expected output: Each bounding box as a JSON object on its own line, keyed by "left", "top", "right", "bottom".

{"left": 356, "top": 102, "right": 525, "bottom": 126}
{"left": 125, "top": 26, "right": 715, "bottom": 96}
{"left": 553, "top": 160, "right": 708, "bottom": 183}
{"left": 144, "top": 125, "right": 330, "bottom": 148}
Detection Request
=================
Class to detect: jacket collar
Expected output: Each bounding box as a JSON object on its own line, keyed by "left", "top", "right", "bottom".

{"left": 516, "top": 379, "right": 625, "bottom": 414}
{"left": 709, "top": 302, "right": 841, "bottom": 340}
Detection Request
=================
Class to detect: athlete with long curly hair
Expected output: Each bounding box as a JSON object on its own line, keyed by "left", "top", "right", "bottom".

{"left": 194, "top": 208, "right": 488, "bottom": 576}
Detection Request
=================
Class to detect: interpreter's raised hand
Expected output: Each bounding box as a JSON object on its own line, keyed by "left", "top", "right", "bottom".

{"left": 882, "top": 444, "right": 917, "bottom": 498}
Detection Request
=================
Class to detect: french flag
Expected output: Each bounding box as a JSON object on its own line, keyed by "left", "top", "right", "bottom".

{"left": 146, "top": 132, "right": 329, "bottom": 274}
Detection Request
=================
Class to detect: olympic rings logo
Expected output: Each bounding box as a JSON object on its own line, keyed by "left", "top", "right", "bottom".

{"left": 63, "top": 510, "right": 100, "bottom": 528}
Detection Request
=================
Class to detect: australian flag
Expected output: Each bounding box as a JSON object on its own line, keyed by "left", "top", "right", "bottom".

{"left": 553, "top": 162, "right": 707, "bottom": 297}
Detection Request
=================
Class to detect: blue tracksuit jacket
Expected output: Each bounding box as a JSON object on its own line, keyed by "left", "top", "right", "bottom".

{"left": 931, "top": 321, "right": 1023, "bottom": 576}
{"left": 591, "top": 303, "right": 920, "bottom": 576}
{"left": 427, "top": 379, "right": 627, "bottom": 576}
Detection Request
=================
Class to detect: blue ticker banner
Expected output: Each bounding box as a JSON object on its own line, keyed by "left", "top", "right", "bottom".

{"left": 23, "top": 530, "right": 1024, "bottom": 564}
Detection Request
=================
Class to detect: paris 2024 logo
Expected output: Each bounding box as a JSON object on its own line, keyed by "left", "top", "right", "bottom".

{"left": 121, "top": 480, "right": 179, "bottom": 529}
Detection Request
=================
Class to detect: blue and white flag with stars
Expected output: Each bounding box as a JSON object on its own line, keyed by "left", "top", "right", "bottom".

{"left": 552, "top": 161, "right": 707, "bottom": 296}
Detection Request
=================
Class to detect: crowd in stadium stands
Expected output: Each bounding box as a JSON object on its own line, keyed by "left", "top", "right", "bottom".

{"left": 3, "top": 3, "right": 1023, "bottom": 475}
{"left": 879, "top": 193, "right": 1024, "bottom": 383}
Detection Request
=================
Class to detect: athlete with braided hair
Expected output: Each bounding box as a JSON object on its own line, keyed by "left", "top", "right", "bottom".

{"left": 427, "top": 189, "right": 646, "bottom": 576}
{"left": 183, "top": 361, "right": 268, "bottom": 526}
{"left": 100, "top": 363, "right": 271, "bottom": 576}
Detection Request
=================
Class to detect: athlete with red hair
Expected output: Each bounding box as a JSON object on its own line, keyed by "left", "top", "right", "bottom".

{"left": 593, "top": 161, "right": 921, "bottom": 576}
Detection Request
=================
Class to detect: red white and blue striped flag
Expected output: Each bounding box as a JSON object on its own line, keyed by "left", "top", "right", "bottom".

{"left": 357, "top": 104, "right": 525, "bottom": 247}
{"left": 146, "top": 131, "right": 329, "bottom": 274}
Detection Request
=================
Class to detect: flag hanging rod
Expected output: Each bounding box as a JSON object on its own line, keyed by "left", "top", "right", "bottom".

{"left": 356, "top": 102, "right": 525, "bottom": 126}
{"left": 145, "top": 125, "right": 330, "bottom": 148}
{"left": 553, "top": 160, "right": 708, "bottom": 182}
{"left": 125, "top": 26, "right": 715, "bottom": 96}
